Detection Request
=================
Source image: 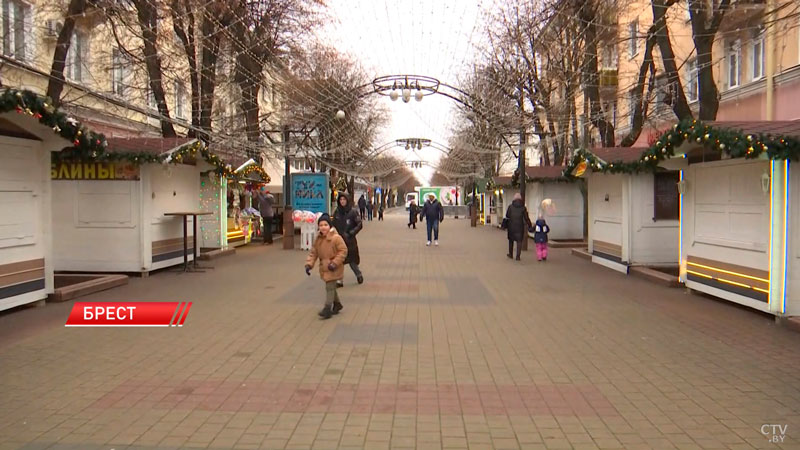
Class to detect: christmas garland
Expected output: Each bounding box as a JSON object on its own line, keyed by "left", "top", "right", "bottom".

{"left": 0, "top": 88, "right": 108, "bottom": 157}
{"left": 2, "top": 88, "right": 270, "bottom": 182}
{"left": 237, "top": 163, "right": 272, "bottom": 183}
{"left": 563, "top": 118, "right": 800, "bottom": 178}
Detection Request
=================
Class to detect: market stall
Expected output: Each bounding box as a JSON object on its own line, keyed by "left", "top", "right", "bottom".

{"left": 0, "top": 91, "right": 76, "bottom": 311}
{"left": 571, "top": 147, "right": 679, "bottom": 274}
{"left": 656, "top": 121, "right": 800, "bottom": 315}
{"left": 51, "top": 138, "right": 211, "bottom": 274}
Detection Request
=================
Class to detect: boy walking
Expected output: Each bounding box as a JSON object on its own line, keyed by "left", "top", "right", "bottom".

{"left": 305, "top": 214, "right": 348, "bottom": 319}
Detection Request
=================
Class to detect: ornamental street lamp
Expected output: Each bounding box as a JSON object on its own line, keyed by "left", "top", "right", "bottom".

{"left": 373, "top": 75, "right": 439, "bottom": 104}
{"left": 396, "top": 138, "right": 431, "bottom": 151}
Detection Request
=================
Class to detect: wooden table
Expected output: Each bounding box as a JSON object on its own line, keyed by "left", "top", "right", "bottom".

{"left": 164, "top": 212, "right": 213, "bottom": 272}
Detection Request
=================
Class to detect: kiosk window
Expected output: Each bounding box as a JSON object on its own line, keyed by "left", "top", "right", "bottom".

{"left": 654, "top": 171, "right": 679, "bottom": 221}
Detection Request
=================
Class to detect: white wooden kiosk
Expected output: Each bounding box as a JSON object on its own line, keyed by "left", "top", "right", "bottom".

{"left": 585, "top": 147, "right": 680, "bottom": 274}
{"left": 492, "top": 166, "right": 584, "bottom": 240}
{"left": 51, "top": 137, "right": 208, "bottom": 275}
{"left": 0, "top": 112, "right": 72, "bottom": 311}
{"left": 659, "top": 121, "right": 800, "bottom": 316}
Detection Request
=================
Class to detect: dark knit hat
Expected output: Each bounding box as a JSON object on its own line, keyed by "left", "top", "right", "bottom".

{"left": 318, "top": 213, "right": 333, "bottom": 226}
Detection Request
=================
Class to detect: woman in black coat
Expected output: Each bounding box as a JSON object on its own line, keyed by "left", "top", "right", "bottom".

{"left": 332, "top": 193, "right": 364, "bottom": 286}
{"left": 505, "top": 193, "right": 532, "bottom": 261}
{"left": 407, "top": 201, "right": 420, "bottom": 229}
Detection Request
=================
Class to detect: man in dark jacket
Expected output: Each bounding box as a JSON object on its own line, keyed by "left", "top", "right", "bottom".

{"left": 332, "top": 193, "right": 364, "bottom": 286}
{"left": 420, "top": 194, "right": 444, "bottom": 246}
{"left": 256, "top": 187, "right": 275, "bottom": 244}
{"left": 357, "top": 194, "right": 367, "bottom": 220}
{"left": 505, "top": 193, "right": 532, "bottom": 260}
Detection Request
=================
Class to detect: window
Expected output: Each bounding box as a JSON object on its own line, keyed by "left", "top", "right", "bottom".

{"left": 655, "top": 76, "right": 675, "bottom": 113}
{"left": 687, "top": 59, "right": 698, "bottom": 101}
{"left": 628, "top": 91, "right": 637, "bottom": 129}
{"left": 2, "top": 0, "right": 31, "bottom": 61}
{"left": 65, "top": 32, "right": 89, "bottom": 82}
{"left": 292, "top": 158, "right": 315, "bottom": 171}
{"left": 628, "top": 20, "right": 638, "bottom": 58}
{"left": 654, "top": 171, "right": 680, "bottom": 221}
{"left": 147, "top": 87, "right": 157, "bottom": 109}
{"left": 174, "top": 80, "right": 185, "bottom": 119}
{"left": 602, "top": 44, "right": 618, "bottom": 69}
{"left": 727, "top": 39, "right": 741, "bottom": 89}
{"left": 752, "top": 30, "right": 765, "bottom": 80}
{"left": 111, "top": 48, "right": 128, "bottom": 96}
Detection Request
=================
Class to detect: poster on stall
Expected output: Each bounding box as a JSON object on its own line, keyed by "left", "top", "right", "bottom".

{"left": 419, "top": 186, "right": 458, "bottom": 205}
{"left": 291, "top": 172, "right": 329, "bottom": 214}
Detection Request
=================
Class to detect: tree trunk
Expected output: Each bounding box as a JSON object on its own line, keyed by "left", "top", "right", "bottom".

{"left": 653, "top": 0, "right": 693, "bottom": 121}
{"left": 619, "top": 26, "right": 658, "bottom": 147}
{"left": 688, "top": 0, "right": 729, "bottom": 120}
{"left": 171, "top": 0, "right": 201, "bottom": 137}
{"left": 133, "top": 0, "right": 176, "bottom": 138}
{"left": 577, "top": 2, "right": 615, "bottom": 148}
{"left": 694, "top": 37, "right": 719, "bottom": 120}
{"left": 199, "top": 13, "right": 221, "bottom": 137}
{"left": 45, "top": 0, "right": 87, "bottom": 107}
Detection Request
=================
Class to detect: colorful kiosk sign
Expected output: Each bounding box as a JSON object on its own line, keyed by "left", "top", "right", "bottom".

{"left": 291, "top": 172, "right": 330, "bottom": 214}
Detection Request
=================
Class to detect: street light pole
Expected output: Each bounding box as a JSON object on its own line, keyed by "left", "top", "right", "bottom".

{"left": 282, "top": 126, "right": 294, "bottom": 250}
{"left": 518, "top": 83, "right": 528, "bottom": 251}
{"left": 519, "top": 127, "right": 527, "bottom": 251}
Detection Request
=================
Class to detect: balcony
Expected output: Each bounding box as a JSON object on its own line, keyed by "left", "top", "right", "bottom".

{"left": 719, "top": 0, "right": 765, "bottom": 31}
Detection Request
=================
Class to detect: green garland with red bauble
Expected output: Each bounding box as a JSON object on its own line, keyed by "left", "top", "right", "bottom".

{"left": 1, "top": 88, "right": 269, "bottom": 182}
{"left": 563, "top": 118, "right": 800, "bottom": 178}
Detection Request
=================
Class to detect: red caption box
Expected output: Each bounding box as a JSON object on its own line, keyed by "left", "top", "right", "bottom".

{"left": 65, "top": 302, "right": 192, "bottom": 327}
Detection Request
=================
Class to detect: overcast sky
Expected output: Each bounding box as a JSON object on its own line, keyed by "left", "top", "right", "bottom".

{"left": 316, "top": 0, "right": 493, "bottom": 185}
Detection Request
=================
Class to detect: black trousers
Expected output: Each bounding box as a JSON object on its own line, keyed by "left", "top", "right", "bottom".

{"left": 508, "top": 239, "right": 522, "bottom": 259}
{"left": 263, "top": 217, "right": 273, "bottom": 243}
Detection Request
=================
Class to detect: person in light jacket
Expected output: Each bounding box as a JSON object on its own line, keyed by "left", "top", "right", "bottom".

{"left": 305, "top": 214, "right": 348, "bottom": 319}
{"left": 533, "top": 216, "right": 550, "bottom": 261}
{"left": 504, "top": 193, "right": 532, "bottom": 261}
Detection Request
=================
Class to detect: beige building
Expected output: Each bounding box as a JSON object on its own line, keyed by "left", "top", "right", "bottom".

{"left": 595, "top": 0, "right": 800, "bottom": 145}
{"left": 0, "top": 0, "right": 281, "bottom": 143}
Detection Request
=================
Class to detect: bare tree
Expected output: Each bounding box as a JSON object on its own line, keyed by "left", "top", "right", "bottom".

{"left": 131, "top": 0, "right": 176, "bottom": 137}
{"left": 283, "top": 45, "right": 387, "bottom": 196}
{"left": 224, "top": 0, "right": 322, "bottom": 150}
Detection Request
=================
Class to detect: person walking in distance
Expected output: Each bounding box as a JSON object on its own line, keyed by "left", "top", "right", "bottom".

{"left": 304, "top": 214, "right": 347, "bottom": 319}
{"left": 420, "top": 194, "right": 444, "bottom": 246}
{"left": 533, "top": 215, "right": 550, "bottom": 261}
{"left": 332, "top": 193, "right": 364, "bottom": 286}
{"left": 358, "top": 194, "right": 367, "bottom": 220}
{"left": 505, "top": 193, "right": 533, "bottom": 261}
{"left": 378, "top": 203, "right": 385, "bottom": 221}
{"left": 408, "top": 200, "right": 420, "bottom": 229}
{"left": 256, "top": 187, "right": 275, "bottom": 244}
{"left": 366, "top": 198, "right": 374, "bottom": 221}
